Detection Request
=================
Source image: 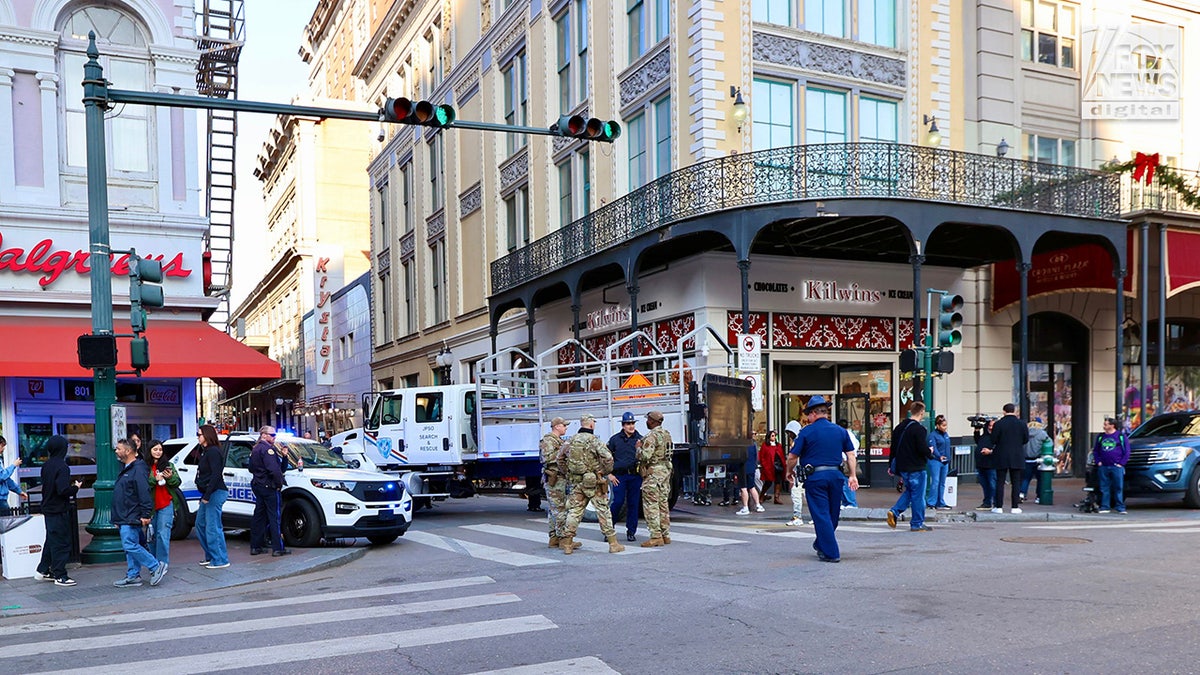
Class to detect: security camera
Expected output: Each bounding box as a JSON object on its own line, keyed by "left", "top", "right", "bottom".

{"left": 376, "top": 126, "right": 385, "bottom": 142}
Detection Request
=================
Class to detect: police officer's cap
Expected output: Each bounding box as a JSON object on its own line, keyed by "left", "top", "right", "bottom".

{"left": 803, "top": 395, "right": 830, "bottom": 413}
{"left": 646, "top": 411, "right": 664, "bottom": 422}
{"left": 621, "top": 411, "right": 636, "bottom": 423}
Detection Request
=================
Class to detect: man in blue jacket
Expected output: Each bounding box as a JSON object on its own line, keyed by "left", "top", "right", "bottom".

{"left": 249, "top": 425, "right": 289, "bottom": 556}
{"left": 112, "top": 438, "right": 166, "bottom": 587}
{"left": 0, "top": 435, "right": 28, "bottom": 516}
{"left": 1092, "top": 416, "right": 1130, "bottom": 514}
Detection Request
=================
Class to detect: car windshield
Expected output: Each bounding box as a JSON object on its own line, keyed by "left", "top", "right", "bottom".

{"left": 279, "top": 439, "right": 348, "bottom": 469}
{"left": 1130, "top": 415, "right": 1200, "bottom": 438}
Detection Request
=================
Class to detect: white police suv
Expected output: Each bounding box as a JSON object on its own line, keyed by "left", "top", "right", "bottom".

{"left": 162, "top": 432, "right": 412, "bottom": 546}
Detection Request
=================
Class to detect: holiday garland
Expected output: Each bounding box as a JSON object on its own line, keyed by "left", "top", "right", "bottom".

{"left": 1102, "top": 152, "right": 1200, "bottom": 210}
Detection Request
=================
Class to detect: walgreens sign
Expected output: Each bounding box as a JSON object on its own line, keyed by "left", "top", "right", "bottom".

{"left": 0, "top": 231, "right": 193, "bottom": 288}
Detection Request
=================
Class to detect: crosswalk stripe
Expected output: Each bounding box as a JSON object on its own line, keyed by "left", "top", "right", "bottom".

{"left": 5, "top": 593, "right": 521, "bottom": 659}
{"left": 673, "top": 522, "right": 814, "bottom": 538}
{"left": 654, "top": 531, "right": 744, "bottom": 546}
{"left": 406, "top": 530, "right": 561, "bottom": 566}
{"left": 13, "top": 576, "right": 495, "bottom": 636}
{"left": 461, "top": 524, "right": 654, "bottom": 555}
{"left": 1129, "top": 527, "right": 1200, "bottom": 533}
{"left": 1028, "top": 521, "right": 1200, "bottom": 530}
{"left": 33, "top": 615, "right": 559, "bottom": 675}
{"left": 470, "top": 656, "right": 620, "bottom": 674}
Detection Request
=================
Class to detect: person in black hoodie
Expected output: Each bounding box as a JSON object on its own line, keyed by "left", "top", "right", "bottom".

{"left": 35, "top": 435, "right": 81, "bottom": 586}
{"left": 194, "top": 424, "right": 230, "bottom": 568}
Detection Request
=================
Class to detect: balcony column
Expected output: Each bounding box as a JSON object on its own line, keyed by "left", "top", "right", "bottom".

{"left": 1158, "top": 222, "right": 1167, "bottom": 411}
{"left": 1018, "top": 261, "right": 1031, "bottom": 421}
{"left": 1114, "top": 264, "right": 1127, "bottom": 417}
{"left": 738, "top": 259, "right": 751, "bottom": 335}
{"left": 489, "top": 326, "right": 498, "bottom": 355}
{"left": 909, "top": 253, "right": 924, "bottom": 403}
{"left": 525, "top": 305, "right": 536, "bottom": 354}
{"left": 1139, "top": 221, "right": 1150, "bottom": 423}
{"left": 627, "top": 283, "right": 640, "bottom": 333}
{"left": 572, "top": 303, "right": 583, "bottom": 387}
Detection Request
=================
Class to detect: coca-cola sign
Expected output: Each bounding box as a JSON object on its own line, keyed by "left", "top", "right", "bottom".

{"left": 0, "top": 232, "right": 192, "bottom": 288}
{"left": 145, "top": 385, "right": 180, "bottom": 405}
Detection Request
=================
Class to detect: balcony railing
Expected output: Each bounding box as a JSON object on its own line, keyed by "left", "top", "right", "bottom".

{"left": 1121, "top": 165, "right": 1200, "bottom": 216}
{"left": 491, "top": 142, "right": 1122, "bottom": 294}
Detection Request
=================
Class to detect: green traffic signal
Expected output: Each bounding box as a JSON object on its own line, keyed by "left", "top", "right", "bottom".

{"left": 550, "top": 115, "right": 621, "bottom": 142}
{"left": 381, "top": 97, "right": 455, "bottom": 128}
{"left": 938, "top": 293, "right": 964, "bottom": 347}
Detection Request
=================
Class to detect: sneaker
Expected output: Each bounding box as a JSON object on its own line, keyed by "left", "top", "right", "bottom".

{"left": 198, "top": 560, "right": 210, "bottom": 567}
{"left": 886, "top": 510, "right": 897, "bottom": 529}
{"left": 1098, "top": 509, "right": 1111, "bottom": 514}
{"left": 976, "top": 503, "right": 992, "bottom": 510}
{"left": 1117, "top": 510, "right": 1128, "bottom": 514}
{"left": 910, "top": 525, "right": 933, "bottom": 532}
{"left": 754, "top": 505, "right": 765, "bottom": 513}
{"left": 37, "top": 572, "right": 55, "bottom": 582}
{"left": 113, "top": 576, "right": 143, "bottom": 588}
{"left": 150, "top": 562, "right": 168, "bottom": 587}
{"left": 54, "top": 577, "right": 76, "bottom": 587}
{"left": 1019, "top": 493, "right": 1025, "bottom": 501}
{"left": 991, "top": 507, "right": 1003, "bottom": 514}
{"left": 1010, "top": 508, "right": 1023, "bottom": 514}
{"left": 785, "top": 517, "right": 803, "bottom": 526}
{"left": 735, "top": 507, "right": 750, "bottom": 515}
{"left": 208, "top": 562, "right": 231, "bottom": 569}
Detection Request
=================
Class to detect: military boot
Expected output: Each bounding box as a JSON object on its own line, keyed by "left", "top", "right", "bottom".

{"left": 560, "top": 536, "right": 577, "bottom": 555}
{"left": 548, "top": 535, "right": 560, "bottom": 548}
{"left": 640, "top": 537, "right": 664, "bottom": 548}
{"left": 661, "top": 534, "right": 672, "bottom": 544}
{"left": 606, "top": 535, "right": 626, "bottom": 553}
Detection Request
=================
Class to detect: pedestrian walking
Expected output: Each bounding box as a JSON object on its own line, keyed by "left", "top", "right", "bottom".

{"left": 1092, "top": 416, "right": 1129, "bottom": 514}
{"left": 249, "top": 425, "right": 289, "bottom": 556}
{"left": 974, "top": 418, "right": 997, "bottom": 509}
{"left": 1021, "top": 418, "right": 1050, "bottom": 502}
{"left": 607, "top": 411, "right": 643, "bottom": 541}
{"left": 142, "top": 439, "right": 179, "bottom": 567}
{"left": 0, "top": 435, "right": 28, "bottom": 516}
{"left": 194, "top": 424, "right": 230, "bottom": 568}
{"left": 736, "top": 442, "right": 764, "bottom": 515}
{"left": 786, "top": 396, "right": 858, "bottom": 562}
{"left": 783, "top": 420, "right": 805, "bottom": 526}
{"left": 836, "top": 420, "right": 859, "bottom": 508}
{"left": 758, "top": 430, "right": 786, "bottom": 504}
{"left": 112, "top": 438, "right": 167, "bottom": 587}
{"left": 540, "top": 417, "right": 569, "bottom": 547}
{"left": 559, "top": 414, "right": 625, "bottom": 555}
{"left": 990, "top": 403, "right": 1029, "bottom": 514}
{"left": 35, "top": 435, "right": 80, "bottom": 586}
{"left": 927, "top": 415, "right": 952, "bottom": 510}
{"left": 886, "top": 402, "right": 933, "bottom": 532}
{"left": 637, "top": 411, "right": 673, "bottom": 547}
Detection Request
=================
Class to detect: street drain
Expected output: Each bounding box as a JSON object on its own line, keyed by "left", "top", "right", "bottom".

{"left": 1001, "top": 536, "right": 1091, "bottom": 545}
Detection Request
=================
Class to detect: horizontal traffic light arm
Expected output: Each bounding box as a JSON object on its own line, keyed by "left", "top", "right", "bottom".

{"left": 107, "top": 89, "right": 613, "bottom": 140}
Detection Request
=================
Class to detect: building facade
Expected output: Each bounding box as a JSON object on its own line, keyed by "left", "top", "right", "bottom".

{"left": 0, "top": 0, "right": 278, "bottom": 496}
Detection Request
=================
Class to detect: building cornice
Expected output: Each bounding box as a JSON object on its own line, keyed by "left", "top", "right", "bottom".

{"left": 352, "top": 0, "right": 418, "bottom": 82}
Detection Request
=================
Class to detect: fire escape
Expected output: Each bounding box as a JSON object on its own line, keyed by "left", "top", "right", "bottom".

{"left": 195, "top": 0, "right": 245, "bottom": 330}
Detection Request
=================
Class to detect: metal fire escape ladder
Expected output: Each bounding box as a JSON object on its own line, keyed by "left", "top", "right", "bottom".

{"left": 195, "top": 0, "right": 245, "bottom": 330}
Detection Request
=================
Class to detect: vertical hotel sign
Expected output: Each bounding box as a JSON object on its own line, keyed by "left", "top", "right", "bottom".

{"left": 313, "top": 246, "right": 344, "bottom": 386}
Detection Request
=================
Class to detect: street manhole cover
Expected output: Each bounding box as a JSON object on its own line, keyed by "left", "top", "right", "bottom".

{"left": 1001, "top": 536, "right": 1091, "bottom": 545}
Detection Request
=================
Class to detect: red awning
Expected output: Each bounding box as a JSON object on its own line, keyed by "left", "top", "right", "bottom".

{"left": 1166, "top": 228, "right": 1200, "bottom": 297}
{"left": 0, "top": 317, "right": 280, "bottom": 392}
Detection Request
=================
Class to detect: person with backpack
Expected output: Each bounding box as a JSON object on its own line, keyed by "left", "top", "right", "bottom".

{"left": 1021, "top": 418, "right": 1051, "bottom": 503}
{"left": 1092, "top": 416, "right": 1129, "bottom": 514}
{"left": 558, "top": 414, "right": 625, "bottom": 555}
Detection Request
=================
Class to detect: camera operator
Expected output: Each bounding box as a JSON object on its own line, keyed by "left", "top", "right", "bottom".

{"left": 972, "top": 416, "right": 996, "bottom": 510}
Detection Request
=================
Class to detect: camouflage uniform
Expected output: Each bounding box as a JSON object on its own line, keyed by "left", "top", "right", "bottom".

{"left": 540, "top": 432, "right": 568, "bottom": 542}
{"left": 638, "top": 425, "right": 674, "bottom": 542}
{"left": 562, "top": 431, "right": 616, "bottom": 541}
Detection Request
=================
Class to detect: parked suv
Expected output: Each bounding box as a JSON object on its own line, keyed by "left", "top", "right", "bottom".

{"left": 1124, "top": 412, "right": 1200, "bottom": 507}
{"left": 162, "top": 432, "right": 412, "bottom": 546}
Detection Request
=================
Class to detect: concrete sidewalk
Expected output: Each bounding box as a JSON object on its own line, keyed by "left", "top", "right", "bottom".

{"left": 0, "top": 527, "right": 367, "bottom": 619}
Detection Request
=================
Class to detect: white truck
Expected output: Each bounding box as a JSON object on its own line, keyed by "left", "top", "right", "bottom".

{"left": 334, "top": 323, "right": 754, "bottom": 509}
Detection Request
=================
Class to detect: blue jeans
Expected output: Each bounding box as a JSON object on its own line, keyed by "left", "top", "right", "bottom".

{"left": 926, "top": 459, "right": 949, "bottom": 507}
{"left": 804, "top": 471, "right": 845, "bottom": 560}
{"left": 977, "top": 468, "right": 997, "bottom": 507}
{"left": 890, "top": 470, "right": 927, "bottom": 529}
{"left": 1020, "top": 460, "right": 1038, "bottom": 496}
{"left": 841, "top": 482, "right": 858, "bottom": 507}
{"left": 1097, "top": 465, "right": 1126, "bottom": 512}
{"left": 151, "top": 504, "right": 174, "bottom": 565}
{"left": 119, "top": 524, "right": 160, "bottom": 579}
{"left": 609, "top": 473, "right": 643, "bottom": 536}
{"left": 196, "top": 489, "right": 229, "bottom": 565}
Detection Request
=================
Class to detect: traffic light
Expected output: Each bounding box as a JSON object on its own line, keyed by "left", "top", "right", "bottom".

{"left": 128, "top": 250, "right": 164, "bottom": 334}
{"left": 130, "top": 336, "right": 150, "bottom": 372}
{"left": 937, "top": 293, "right": 964, "bottom": 348}
{"left": 549, "top": 115, "right": 621, "bottom": 142}
{"left": 932, "top": 350, "right": 955, "bottom": 374}
{"left": 77, "top": 334, "right": 118, "bottom": 369}
{"left": 899, "top": 348, "right": 922, "bottom": 373}
{"left": 381, "top": 97, "right": 455, "bottom": 127}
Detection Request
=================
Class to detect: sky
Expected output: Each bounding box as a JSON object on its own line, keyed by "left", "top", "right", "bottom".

{"left": 227, "top": 0, "right": 318, "bottom": 310}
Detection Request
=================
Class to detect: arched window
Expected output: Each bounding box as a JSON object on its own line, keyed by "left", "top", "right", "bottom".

{"left": 58, "top": 5, "right": 152, "bottom": 175}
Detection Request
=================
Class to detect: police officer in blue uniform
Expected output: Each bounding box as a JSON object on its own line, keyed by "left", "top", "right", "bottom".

{"left": 786, "top": 395, "right": 858, "bottom": 562}
{"left": 607, "top": 411, "right": 643, "bottom": 542}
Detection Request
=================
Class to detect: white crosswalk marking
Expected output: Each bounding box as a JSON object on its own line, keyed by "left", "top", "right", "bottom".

{"left": 406, "top": 530, "right": 561, "bottom": 566}
{"left": 462, "top": 523, "right": 654, "bottom": 554}
{"left": 672, "top": 521, "right": 816, "bottom": 539}
{"left": 471, "top": 656, "right": 621, "bottom": 674}
{"left": 1028, "top": 521, "right": 1200, "bottom": 530}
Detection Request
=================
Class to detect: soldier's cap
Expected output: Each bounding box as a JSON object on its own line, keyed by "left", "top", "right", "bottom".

{"left": 550, "top": 417, "right": 568, "bottom": 427}
{"left": 580, "top": 413, "right": 596, "bottom": 424}
{"left": 646, "top": 411, "right": 664, "bottom": 422}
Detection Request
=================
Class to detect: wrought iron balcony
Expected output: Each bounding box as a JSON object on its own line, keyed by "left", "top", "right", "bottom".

{"left": 491, "top": 142, "right": 1122, "bottom": 293}
{"left": 1120, "top": 165, "right": 1200, "bottom": 216}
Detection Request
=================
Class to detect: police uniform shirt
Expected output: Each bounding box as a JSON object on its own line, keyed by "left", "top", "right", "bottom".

{"left": 607, "top": 430, "right": 641, "bottom": 472}
{"left": 790, "top": 417, "right": 853, "bottom": 466}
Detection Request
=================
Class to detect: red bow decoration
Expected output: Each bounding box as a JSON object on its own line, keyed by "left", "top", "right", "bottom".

{"left": 1132, "top": 152, "right": 1159, "bottom": 185}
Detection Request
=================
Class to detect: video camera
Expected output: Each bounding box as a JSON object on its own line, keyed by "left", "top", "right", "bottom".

{"left": 967, "top": 414, "right": 995, "bottom": 430}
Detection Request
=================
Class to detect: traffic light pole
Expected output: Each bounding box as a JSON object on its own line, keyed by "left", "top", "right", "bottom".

{"left": 923, "top": 290, "right": 938, "bottom": 431}
{"left": 82, "top": 36, "right": 122, "bottom": 563}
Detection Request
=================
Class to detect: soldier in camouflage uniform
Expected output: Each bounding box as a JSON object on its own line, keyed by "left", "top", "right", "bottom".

{"left": 560, "top": 414, "right": 625, "bottom": 554}
{"left": 540, "top": 417, "right": 569, "bottom": 547}
{"left": 638, "top": 410, "right": 674, "bottom": 547}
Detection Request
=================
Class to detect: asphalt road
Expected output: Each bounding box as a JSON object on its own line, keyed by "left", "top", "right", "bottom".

{"left": 5, "top": 495, "right": 1200, "bottom": 674}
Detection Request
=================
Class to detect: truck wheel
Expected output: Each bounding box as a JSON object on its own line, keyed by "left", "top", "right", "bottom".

{"left": 282, "top": 499, "right": 322, "bottom": 547}
{"left": 668, "top": 471, "right": 682, "bottom": 511}
{"left": 367, "top": 534, "right": 399, "bottom": 545}
{"left": 1185, "top": 466, "right": 1200, "bottom": 508}
{"left": 169, "top": 490, "right": 192, "bottom": 540}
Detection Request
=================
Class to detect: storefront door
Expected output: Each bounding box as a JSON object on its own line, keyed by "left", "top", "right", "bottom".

{"left": 836, "top": 393, "right": 872, "bottom": 487}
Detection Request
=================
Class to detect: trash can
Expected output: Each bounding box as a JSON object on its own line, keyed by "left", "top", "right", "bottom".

{"left": 0, "top": 512, "right": 46, "bottom": 579}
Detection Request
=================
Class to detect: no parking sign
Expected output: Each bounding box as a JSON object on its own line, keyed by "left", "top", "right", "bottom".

{"left": 737, "top": 334, "right": 763, "bottom": 411}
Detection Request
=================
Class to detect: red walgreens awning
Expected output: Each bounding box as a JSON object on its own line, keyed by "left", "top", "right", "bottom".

{"left": 0, "top": 317, "right": 280, "bottom": 392}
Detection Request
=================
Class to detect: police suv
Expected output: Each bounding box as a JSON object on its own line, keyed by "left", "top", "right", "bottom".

{"left": 162, "top": 432, "right": 412, "bottom": 547}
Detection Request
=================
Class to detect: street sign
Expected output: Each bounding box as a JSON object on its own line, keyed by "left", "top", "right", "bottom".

{"left": 111, "top": 405, "right": 127, "bottom": 444}
{"left": 743, "top": 372, "right": 764, "bottom": 412}
{"left": 737, "top": 333, "right": 761, "bottom": 373}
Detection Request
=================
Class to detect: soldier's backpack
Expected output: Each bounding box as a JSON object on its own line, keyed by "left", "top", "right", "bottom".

{"left": 566, "top": 438, "right": 591, "bottom": 475}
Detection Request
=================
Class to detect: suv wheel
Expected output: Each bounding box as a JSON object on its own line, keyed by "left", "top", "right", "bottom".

{"left": 282, "top": 498, "right": 322, "bottom": 547}
{"left": 169, "top": 490, "right": 192, "bottom": 540}
{"left": 1185, "top": 466, "right": 1200, "bottom": 508}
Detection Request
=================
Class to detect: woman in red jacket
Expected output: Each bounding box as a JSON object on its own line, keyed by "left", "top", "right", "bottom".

{"left": 143, "top": 439, "right": 181, "bottom": 567}
{"left": 759, "top": 429, "right": 786, "bottom": 504}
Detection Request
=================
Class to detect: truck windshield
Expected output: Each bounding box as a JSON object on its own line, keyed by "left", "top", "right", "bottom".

{"left": 372, "top": 394, "right": 403, "bottom": 427}
{"left": 1130, "top": 415, "right": 1200, "bottom": 438}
